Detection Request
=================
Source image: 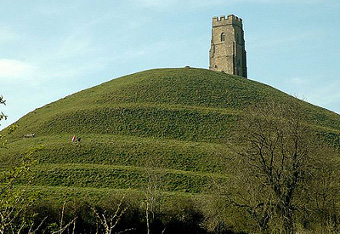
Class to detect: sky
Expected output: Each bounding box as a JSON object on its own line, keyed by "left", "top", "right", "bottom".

{"left": 1, "top": 0, "right": 340, "bottom": 130}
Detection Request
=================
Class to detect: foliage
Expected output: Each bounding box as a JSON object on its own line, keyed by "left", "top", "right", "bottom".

{"left": 0, "top": 145, "right": 40, "bottom": 233}
{"left": 0, "top": 96, "right": 6, "bottom": 124}
{"left": 0, "top": 96, "right": 7, "bottom": 148}
{"left": 0, "top": 95, "right": 44, "bottom": 233}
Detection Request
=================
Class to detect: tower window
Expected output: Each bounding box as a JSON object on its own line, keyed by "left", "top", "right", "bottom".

{"left": 220, "top": 32, "right": 225, "bottom": 42}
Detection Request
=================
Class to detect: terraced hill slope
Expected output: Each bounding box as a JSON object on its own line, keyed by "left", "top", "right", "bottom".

{"left": 1, "top": 67, "right": 340, "bottom": 196}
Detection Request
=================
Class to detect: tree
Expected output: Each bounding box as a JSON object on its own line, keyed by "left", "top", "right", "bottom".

{"left": 92, "top": 195, "right": 129, "bottom": 234}
{"left": 0, "top": 95, "right": 40, "bottom": 233}
{"left": 0, "top": 96, "right": 7, "bottom": 148}
{"left": 300, "top": 144, "right": 339, "bottom": 232}
{"left": 0, "top": 96, "right": 6, "bottom": 120}
{"left": 143, "top": 156, "right": 164, "bottom": 234}
{"left": 229, "top": 102, "right": 339, "bottom": 233}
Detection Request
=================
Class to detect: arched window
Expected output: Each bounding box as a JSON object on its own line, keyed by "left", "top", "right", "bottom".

{"left": 220, "top": 32, "right": 225, "bottom": 42}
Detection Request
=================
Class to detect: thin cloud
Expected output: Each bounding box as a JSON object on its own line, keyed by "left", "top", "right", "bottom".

{"left": 0, "top": 58, "right": 86, "bottom": 86}
{"left": 0, "top": 28, "right": 18, "bottom": 43}
{"left": 0, "top": 59, "right": 35, "bottom": 82}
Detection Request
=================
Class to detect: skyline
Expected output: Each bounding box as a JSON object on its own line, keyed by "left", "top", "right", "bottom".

{"left": 1, "top": 0, "right": 340, "bottom": 130}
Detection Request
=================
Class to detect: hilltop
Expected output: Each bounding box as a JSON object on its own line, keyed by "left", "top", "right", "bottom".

{"left": 6, "top": 68, "right": 340, "bottom": 140}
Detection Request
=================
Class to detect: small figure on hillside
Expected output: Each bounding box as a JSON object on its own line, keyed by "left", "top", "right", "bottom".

{"left": 24, "top": 133, "right": 36, "bottom": 138}
{"left": 72, "top": 135, "right": 76, "bottom": 142}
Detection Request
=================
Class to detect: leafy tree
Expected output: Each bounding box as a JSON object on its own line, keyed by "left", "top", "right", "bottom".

{"left": 0, "top": 95, "right": 40, "bottom": 233}
{"left": 0, "top": 96, "right": 7, "bottom": 148}
{"left": 0, "top": 147, "right": 38, "bottom": 233}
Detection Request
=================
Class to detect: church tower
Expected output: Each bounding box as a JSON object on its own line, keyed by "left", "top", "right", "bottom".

{"left": 209, "top": 15, "right": 247, "bottom": 78}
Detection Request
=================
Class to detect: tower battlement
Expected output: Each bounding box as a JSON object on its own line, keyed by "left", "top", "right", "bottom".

{"left": 212, "top": 15, "right": 243, "bottom": 28}
{"left": 209, "top": 14, "right": 247, "bottom": 78}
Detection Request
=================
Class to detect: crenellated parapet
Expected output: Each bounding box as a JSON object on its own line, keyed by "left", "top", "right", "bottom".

{"left": 212, "top": 15, "right": 243, "bottom": 28}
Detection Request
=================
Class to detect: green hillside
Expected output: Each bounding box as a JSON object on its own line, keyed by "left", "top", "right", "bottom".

{"left": 5, "top": 68, "right": 340, "bottom": 139}
{"left": 1, "top": 67, "right": 340, "bottom": 232}
{"left": 2, "top": 67, "right": 340, "bottom": 191}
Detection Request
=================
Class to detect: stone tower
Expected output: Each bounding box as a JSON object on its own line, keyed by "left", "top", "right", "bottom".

{"left": 209, "top": 15, "right": 247, "bottom": 78}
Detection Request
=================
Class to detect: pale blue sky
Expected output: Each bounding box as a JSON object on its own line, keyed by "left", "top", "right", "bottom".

{"left": 1, "top": 0, "right": 340, "bottom": 130}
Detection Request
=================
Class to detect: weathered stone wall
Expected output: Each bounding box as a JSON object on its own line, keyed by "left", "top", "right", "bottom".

{"left": 209, "top": 15, "right": 247, "bottom": 78}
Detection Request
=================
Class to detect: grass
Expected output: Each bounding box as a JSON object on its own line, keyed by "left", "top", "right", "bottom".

{"left": 2, "top": 133, "right": 232, "bottom": 194}
{"left": 7, "top": 68, "right": 340, "bottom": 141}
{"left": 25, "top": 163, "right": 226, "bottom": 193}
{"left": 2, "top": 67, "right": 340, "bottom": 188}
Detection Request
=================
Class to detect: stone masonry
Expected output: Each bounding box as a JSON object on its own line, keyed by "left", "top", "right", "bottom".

{"left": 209, "top": 15, "right": 247, "bottom": 78}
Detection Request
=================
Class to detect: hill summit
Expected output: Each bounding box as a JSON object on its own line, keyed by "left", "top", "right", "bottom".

{"left": 7, "top": 67, "right": 340, "bottom": 142}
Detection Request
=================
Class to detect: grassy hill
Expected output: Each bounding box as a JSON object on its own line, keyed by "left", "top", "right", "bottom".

{"left": 1, "top": 67, "right": 340, "bottom": 232}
